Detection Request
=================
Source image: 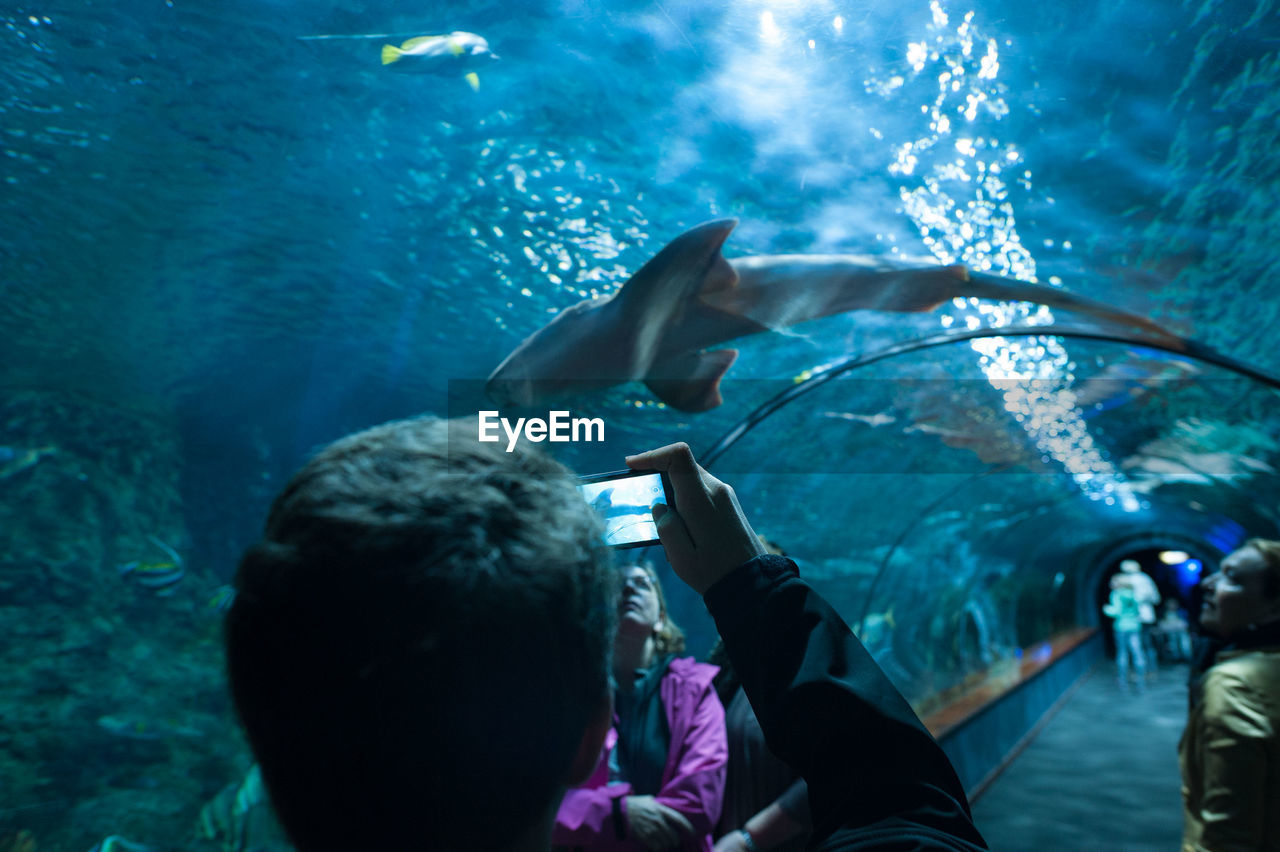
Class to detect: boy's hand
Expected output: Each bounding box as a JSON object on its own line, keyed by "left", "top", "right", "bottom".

{"left": 625, "top": 443, "right": 765, "bottom": 595}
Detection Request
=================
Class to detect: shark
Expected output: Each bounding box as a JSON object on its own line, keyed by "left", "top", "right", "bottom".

{"left": 485, "top": 218, "right": 1181, "bottom": 413}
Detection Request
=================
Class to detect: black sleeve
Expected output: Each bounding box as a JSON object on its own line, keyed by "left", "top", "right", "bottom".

{"left": 775, "top": 776, "right": 811, "bottom": 826}
{"left": 703, "top": 554, "right": 988, "bottom": 851}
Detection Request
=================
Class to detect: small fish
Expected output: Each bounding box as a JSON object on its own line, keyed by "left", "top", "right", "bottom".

{"left": 380, "top": 31, "right": 497, "bottom": 91}
{"left": 97, "top": 714, "right": 203, "bottom": 741}
{"left": 208, "top": 584, "right": 236, "bottom": 613}
{"left": 1074, "top": 351, "right": 1198, "bottom": 414}
{"left": 823, "top": 411, "right": 897, "bottom": 427}
{"left": 234, "top": 765, "right": 267, "bottom": 817}
{"left": 118, "top": 536, "right": 185, "bottom": 595}
{"left": 0, "top": 445, "right": 56, "bottom": 479}
{"left": 858, "top": 606, "right": 897, "bottom": 648}
{"left": 198, "top": 783, "right": 237, "bottom": 843}
{"left": 198, "top": 764, "right": 268, "bottom": 845}
{"left": 147, "top": 534, "right": 182, "bottom": 563}
{"left": 96, "top": 715, "right": 163, "bottom": 741}
{"left": 118, "top": 560, "right": 184, "bottom": 594}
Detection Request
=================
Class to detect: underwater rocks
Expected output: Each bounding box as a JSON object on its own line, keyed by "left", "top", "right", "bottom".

{"left": 0, "top": 392, "right": 247, "bottom": 851}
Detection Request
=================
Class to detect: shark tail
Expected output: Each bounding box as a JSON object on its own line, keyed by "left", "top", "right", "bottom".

{"left": 645, "top": 349, "right": 739, "bottom": 412}
{"left": 381, "top": 44, "right": 402, "bottom": 66}
{"left": 966, "top": 271, "right": 1182, "bottom": 345}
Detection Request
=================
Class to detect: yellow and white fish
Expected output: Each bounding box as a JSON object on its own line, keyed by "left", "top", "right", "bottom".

{"left": 380, "top": 31, "right": 497, "bottom": 91}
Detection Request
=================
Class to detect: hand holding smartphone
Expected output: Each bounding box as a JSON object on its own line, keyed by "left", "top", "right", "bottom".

{"left": 577, "top": 469, "right": 671, "bottom": 549}
{"left": 623, "top": 443, "right": 765, "bottom": 594}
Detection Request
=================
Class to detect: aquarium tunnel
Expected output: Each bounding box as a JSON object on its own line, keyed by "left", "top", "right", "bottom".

{"left": 2, "top": 1, "right": 1278, "bottom": 850}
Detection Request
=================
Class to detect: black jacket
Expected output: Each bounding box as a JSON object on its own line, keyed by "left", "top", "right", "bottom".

{"left": 704, "top": 555, "right": 988, "bottom": 851}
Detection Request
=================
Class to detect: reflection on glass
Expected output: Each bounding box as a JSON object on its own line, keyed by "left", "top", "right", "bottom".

{"left": 880, "top": 2, "right": 1142, "bottom": 511}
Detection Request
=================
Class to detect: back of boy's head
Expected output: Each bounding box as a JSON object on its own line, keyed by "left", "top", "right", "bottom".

{"left": 224, "top": 417, "right": 617, "bottom": 851}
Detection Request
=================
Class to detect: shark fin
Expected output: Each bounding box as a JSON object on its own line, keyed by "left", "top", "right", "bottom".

{"left": 465, "top": 71, "right": 480, "bottom": 91}
{"left": 381, "top": 44, "right": 402, "bottom": 65}
{"left": 644, "top": 348, "right": 738, "bottom": 412}
{"left": 614, "top": 219, "right": 738, "bottom": 372}
{"left": 616, "top": 219, "right": 738, "bottom": 309}
{"left": 695, "top": 241, "right": 738, "bottom": 297}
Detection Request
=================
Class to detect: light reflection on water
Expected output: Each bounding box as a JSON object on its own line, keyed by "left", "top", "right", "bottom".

{"left": 871, "top": 1, "right": 1144, "bottom": 510}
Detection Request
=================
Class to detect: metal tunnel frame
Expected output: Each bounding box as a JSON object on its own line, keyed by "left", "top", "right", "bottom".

{"left": 697, "top": 322, "right": 1280, "bottom": 633}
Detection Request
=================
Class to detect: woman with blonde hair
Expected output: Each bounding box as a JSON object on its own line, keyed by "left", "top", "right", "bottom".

{"left": 1181, "top": 537, "right": 1280, "bottom": 851}
{"left": 555, "top": 560, "right": 727, "bottom": 851}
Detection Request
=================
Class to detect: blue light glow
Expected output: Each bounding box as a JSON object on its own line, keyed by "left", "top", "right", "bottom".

{"left": 1173, "top": 559, "right": 1203, "bottom": 595}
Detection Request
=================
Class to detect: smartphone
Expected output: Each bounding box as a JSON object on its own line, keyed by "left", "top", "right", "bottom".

{"left": 577, "top": 469, "right": 671, "bottom": 549}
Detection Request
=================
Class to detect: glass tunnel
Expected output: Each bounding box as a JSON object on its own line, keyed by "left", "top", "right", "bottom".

{"left": 2, "top": 1, "right": 1278, "bottom": 850}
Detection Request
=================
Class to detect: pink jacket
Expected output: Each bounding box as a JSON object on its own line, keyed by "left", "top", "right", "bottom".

{"left": 553, "top": 657, "right": 727, "bottom": 851}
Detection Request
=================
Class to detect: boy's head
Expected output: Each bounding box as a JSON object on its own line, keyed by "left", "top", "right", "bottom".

{"left": 225, "top": 417, "right": 617, "bottom": 850}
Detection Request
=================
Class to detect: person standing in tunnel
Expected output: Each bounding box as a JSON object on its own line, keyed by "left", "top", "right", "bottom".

{"left": 1180, "top": 538, "right": 1280, "bottom": 851}
{"left": 1104, "top": 573, "right": 1148, "bottom": 691}
{"left": 1120, "top": 559, "right": 1161, "bottom": 676}
{"left": 1157, "top": 600, "right": 1192, "bottom": 664}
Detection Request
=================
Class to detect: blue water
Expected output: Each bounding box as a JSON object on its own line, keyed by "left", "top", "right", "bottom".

{"left": 2, "top": 0, "right": 1279, "bottom": 848}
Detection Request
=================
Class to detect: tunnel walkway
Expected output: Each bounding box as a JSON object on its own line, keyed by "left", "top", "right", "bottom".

{"left": 970, "top": 660, "right": 1188, "bottom": 851}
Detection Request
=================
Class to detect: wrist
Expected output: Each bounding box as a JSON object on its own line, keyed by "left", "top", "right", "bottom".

{"left": 738, "top": 828, "right": 758, "bottom": 852}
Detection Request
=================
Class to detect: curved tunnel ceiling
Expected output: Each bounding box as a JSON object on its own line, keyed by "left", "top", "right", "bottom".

{"left": 692, "top": 326, "right": 1280, "bottom": 697}
{"left": 701, "top": 325, "right": 1280, "bottom": 594}
{"left": 0, "top": 1, "right": 1276, "bottom": 712}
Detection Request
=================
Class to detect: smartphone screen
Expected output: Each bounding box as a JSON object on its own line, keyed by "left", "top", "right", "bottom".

{"left": 577, "top": 469, "right": 669, "bottom": 549}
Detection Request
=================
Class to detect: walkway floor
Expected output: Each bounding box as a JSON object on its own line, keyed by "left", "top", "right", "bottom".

{"left": 971, "top": 661, "right": 1188, "bottom": 851}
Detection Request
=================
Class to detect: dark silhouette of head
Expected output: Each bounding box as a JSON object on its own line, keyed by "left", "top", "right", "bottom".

{"left": 225, "top": 417, "right": 617, "bottom": 850}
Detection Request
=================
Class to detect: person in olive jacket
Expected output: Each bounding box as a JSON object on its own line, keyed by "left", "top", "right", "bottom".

{"left": 1181, "top": 539, "right": 1280, "bottom": 851}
